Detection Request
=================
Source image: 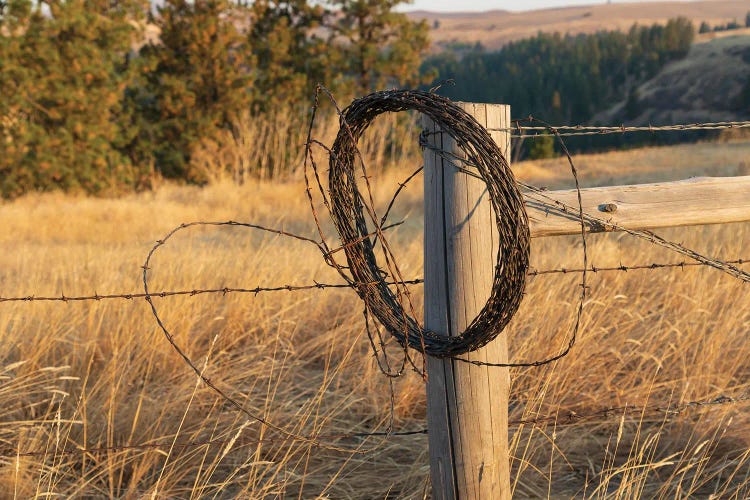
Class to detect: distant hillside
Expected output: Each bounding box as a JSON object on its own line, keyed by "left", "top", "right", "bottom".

{"left": 595, "top": 32, "right": 750, "bottom": 125}
{"left": 410, "top": 0, "right": 750, "bottom": 51}
{"left": 420, "top": 19, "right": 697, "bottom": 126}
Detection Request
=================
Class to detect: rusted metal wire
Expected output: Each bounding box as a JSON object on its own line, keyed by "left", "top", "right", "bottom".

{"left": 0, "top": 281, "right": 422, "bottom": 304}
{"left": 318, "top": 89, "right": 533, "bottom": 358}
{"left": 4, "top": 256, "right": 749, "bottom": 304}
{"left": 502, "top": 119, "right": 750, "bottom": 138}
{"left": 528, "top": 258, "right": 750, "bottom": 276}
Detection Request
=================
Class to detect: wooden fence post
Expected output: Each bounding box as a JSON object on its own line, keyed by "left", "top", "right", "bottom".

{"left": 423, "top": 103, "right": 512, "bottom": 499}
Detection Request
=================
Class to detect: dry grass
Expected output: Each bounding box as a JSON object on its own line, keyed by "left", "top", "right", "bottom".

{"left": 1, "top": 138, "right": 750, "bottom": 498}
{"left": 190, "top": 108, "right": 421, "bottom": 183}
{"left": 515, "top": 138, "right": 750, "bottom": 189}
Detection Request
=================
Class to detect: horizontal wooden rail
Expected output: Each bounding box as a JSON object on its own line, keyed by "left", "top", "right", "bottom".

{"left": 527, "top": 176, "right": 750, "bottom": 237}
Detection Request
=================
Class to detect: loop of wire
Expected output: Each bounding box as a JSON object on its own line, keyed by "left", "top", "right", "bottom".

{"left": 322, "top": 89, "right": 533, "bottom": 357}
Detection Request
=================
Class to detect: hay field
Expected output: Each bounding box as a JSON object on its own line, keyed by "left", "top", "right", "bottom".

{"left": 1, "top": 138, "right": 750, "bottom": 498}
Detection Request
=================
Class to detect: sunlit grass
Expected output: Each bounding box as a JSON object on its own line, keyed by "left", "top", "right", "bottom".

{"left": 1, "top": 139, "right": 749, "bottom": 497}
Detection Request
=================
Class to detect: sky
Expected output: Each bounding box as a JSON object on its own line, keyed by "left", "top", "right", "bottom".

{"left": 402, "top": 0, "right": 691, "bottom": 13}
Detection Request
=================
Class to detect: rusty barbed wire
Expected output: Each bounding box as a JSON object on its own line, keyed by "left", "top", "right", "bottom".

{"left": 0, "top": 280, "right": 424, "bottom": 304}
{"left": 3, "top": 256, "right": 748, "bottom": 305}
{"left": 4, "top": 391, "right": 746, "bottom": 459}
{"left": 528, "top": 258, "right": 750, "bottom": 276}
{"left": 312, "top": 89, "right": 578, "bottom": 363}
{"left": 499, "top": 119, "right": 750, "bottom": 138}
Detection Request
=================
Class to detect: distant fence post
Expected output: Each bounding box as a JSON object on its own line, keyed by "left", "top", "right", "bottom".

{"left": 423, "top": 103, "right": 512, "bottom": 499}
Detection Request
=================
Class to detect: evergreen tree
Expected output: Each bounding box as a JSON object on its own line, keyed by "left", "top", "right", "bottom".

{"left": 527, "top": 134, "right": 555, "bottom": 160}
{"left": 699, "top": 21, "right": 711, "bottom": 33}
{"left": 0, "top": 0, "right": 146, "bottom": 198}
{"left": 328, "top": 0, "right": 430, "bottom": 94}
{"left": 248, "top": 0, "right": 330, "bottom": 109}
{"left": 422, "top": 18, "right": 694, "bottom": 130}
{"left": 134, "top": 0, "right": 252, "bottom": 181}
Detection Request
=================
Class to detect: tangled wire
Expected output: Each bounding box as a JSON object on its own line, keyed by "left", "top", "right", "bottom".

{"left": 326, "top": 90, "right": 531, "bottom": 357}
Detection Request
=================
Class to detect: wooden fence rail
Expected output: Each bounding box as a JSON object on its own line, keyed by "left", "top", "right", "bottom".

{"left": 527, "top": 176, "right": 750, "bottom": 237}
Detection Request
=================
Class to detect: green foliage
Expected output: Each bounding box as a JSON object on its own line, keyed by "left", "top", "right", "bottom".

{"left": 527, "top": 134, "right": 555, "bottom": 160}
{"left": 422, "top": 18, "right": 695, "bottom": 128}
{"left": 0, "top": 0, "right": 147, "bottom": 198}
{"left": 248, "top": 0, "right": 330, "bottom": 109}
{"left": 699, "top": 21, "right": 711, "bottom": 34}
{"left": 131, "top": 0, "right": 253, "bottom": 182}
{"left": 625, "top": 86, "right": 641, "bottom": 120}
{"left": 1, "top": 0, "right": 432, "bottom": 197}
{"left": 328, "top": 0, "right": 431, "bottom": 94}
{"left": 711, "top": 20, "right": 743, "bottom": 32}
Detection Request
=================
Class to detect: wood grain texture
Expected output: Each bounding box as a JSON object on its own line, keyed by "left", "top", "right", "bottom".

{"left": 527, "top": 176, "right": 750, "bottom": 237}
{"left": 424, "top": 103, "right": 511, "bottom": 500}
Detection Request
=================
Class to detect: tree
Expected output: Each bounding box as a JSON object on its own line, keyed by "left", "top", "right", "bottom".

{"left": 746, "top": 11, "right": 750, "bottom": 28}
{"left": 624, "top": 86, "right": 641, "bottom": 120}
{"left": 0, "top": 0, "right": 147, "bottom": 198}
{"left": 248, "top": 0, "right": 330, "bottom": 109}
{"left": 133, "top": 0, "right": 253, "bottom": 181}
{"left": 328, "top": 0, "right": 431, "bottom": 95}
{"left": 421, "top": 18, "right": 694, "bottom": 129}
{"left": 699, "top": 21, "right": 711, "bottom": 33}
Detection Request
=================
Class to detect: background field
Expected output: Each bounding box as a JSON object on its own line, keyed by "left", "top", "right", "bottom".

{"left": 2, "top": 134, "right": 749, "bottom": 497}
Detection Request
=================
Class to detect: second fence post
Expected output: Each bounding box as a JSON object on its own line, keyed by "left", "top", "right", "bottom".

{"left": 423, "top": 103, "right": 512, "bottom": 499}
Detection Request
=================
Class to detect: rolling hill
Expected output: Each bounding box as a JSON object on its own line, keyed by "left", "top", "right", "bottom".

{"left": 410, "top": 0, "right": 750, "bottom": 50}
{"left": 595, "top": 31, "right": 750, "bottom": 125}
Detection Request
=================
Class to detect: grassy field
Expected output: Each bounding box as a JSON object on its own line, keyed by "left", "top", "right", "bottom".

{"left": 1, "top": 137, "right": 749, "bottom": 498}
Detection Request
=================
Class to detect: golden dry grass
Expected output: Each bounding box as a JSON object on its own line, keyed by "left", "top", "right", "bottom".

{"left": 1, "top": 138, "right": 750, "bottom": 498}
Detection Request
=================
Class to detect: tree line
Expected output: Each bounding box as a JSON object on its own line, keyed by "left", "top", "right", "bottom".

{"left": 0, "top": 0, "right": 429, "bottom": 198}
{"left": 1, "top": 7, "right": 725, "bottom": 196}
{"left": 698, "top": 11, "right": 750, "bottom": 33}
{"left": 421, "top": 18, "right": 697, "bottom": 157}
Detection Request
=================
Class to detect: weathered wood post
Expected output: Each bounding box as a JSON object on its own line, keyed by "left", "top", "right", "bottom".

{"left": 423, "top": 103, "right": 512, "bottom": 499}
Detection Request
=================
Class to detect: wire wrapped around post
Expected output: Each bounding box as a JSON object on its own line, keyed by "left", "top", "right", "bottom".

{"left": 328, "top": 89, "right": 530, "bottom": 357}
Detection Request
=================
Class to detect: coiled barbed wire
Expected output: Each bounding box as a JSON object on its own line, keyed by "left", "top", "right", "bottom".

{"left": 323, "top": 89, "right": 532, "bottom": 357}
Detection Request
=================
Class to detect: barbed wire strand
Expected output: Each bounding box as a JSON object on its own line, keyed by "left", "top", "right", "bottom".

{"left": 501, "top": 119, "right": 750, "bottom": 138}
{"left": 141, "top": 221, "right": 369, "bottom": 454}
{"left": 4, "top": 256, "right": 749, "bottom": 304}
